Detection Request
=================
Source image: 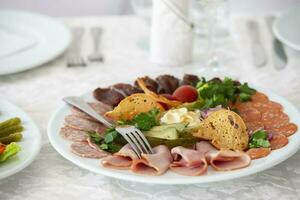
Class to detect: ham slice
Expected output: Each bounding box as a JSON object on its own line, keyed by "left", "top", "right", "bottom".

{"left": 101, "top": 144, "right": 139, "bottom": 170}
{"left": 70, "top": 141, "right": 109, "bottom": 158}
{"left": 170, "top": 146, "right": 207, "bottom": 176}
{"left": 196, "top": 141, "right": 251, "bottom": 171}
{"left": 208, "top": 150, "right": 251, "bottom": 171}
{"left": 131, "top": 145, "right": 172, "bottom": 176}
{"left": 196, "top": 141, "right": 218, "bottom": 163}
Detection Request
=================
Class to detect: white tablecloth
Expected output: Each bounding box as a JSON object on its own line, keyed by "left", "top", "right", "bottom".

{"left": 1, "top": 16, "right": 300, "bottom": 200}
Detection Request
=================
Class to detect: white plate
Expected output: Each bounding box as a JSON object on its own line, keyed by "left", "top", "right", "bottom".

{"left": 0, "top": 97, "right": 41, "bottom": 179}
{"left": 0, "top": 10, "right": 71, "bottom": 75}
{"left": 273, "top": 6, "right": 300, "bottom": 51}
{"left": 48, "top": 88, "right": 300, "bottom": 185}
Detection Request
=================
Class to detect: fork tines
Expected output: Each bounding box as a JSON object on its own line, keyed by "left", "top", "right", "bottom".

{"left": 116, "top": 125, "right": 153, "bottom": 158}
{"left": 67, "top": 57, "right": 87, "bottom": 67}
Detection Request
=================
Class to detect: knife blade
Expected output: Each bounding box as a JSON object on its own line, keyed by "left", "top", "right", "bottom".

{"left": 247, "top": 20, "right": 267, "bottom": 67}
{"left": 266, "top": 16, "right": 288, "bottom": 70}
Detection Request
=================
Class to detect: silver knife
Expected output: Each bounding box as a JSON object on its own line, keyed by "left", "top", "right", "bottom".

{"left": 266, "top": 16, "right": 288, "bottom": 70}
{"left": 247, "top": 20, "right": 267, "bottom": 67}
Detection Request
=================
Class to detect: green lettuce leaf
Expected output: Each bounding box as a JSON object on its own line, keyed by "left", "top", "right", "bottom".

{"left": 0, "top": 142, "right": 21, "bottom": 163}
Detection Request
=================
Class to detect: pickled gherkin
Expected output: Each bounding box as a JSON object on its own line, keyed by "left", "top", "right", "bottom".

{"left": 0, "top": 125, "right": 23, "bottom": 138}
{"left": 0, "top": 133, "right": 23, "bottom": 144}
{"left": 146, "top": 137, "right": 199, "bottom": 149}
{"left": 0, "top": 117, "right": 21, "bottom": 130}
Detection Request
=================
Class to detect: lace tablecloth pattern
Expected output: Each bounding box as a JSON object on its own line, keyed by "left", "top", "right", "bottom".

{"left": 0, "top": 16, "right": 300, "bottom": 200}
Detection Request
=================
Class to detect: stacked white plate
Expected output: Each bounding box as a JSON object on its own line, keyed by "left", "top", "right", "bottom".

{"left": 0, "top": 10, "right": 71, "bottom": 75}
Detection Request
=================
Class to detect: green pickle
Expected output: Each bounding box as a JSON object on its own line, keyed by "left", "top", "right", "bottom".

{"left": 146, "top": 137, "right": 199, "bottom": 149}
{"left": 0, "top": 125, "right": 23, "bottom": 138}
{"left": 0, "top": 117, "right": 21, "bottom": 130}
{"left": 0, "top": 133, "right": 23, "bottom": 144}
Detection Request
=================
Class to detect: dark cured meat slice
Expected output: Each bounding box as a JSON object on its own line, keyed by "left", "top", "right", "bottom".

{"left": 93, "top": 87, "right": 125, "bottom": 107}
{"left": 64, "top": 115, "right": 106, "bottom": 133}
{"left": 270, "top": 134, "right": 288, "bottom": 150}
{"left": 60, "top": 126, "right": 88, "bottom": 142}
{"left": 134, "top": 76, "right": 158, "bottom": 92}
{"left": 112, "top": 83, "right": 142, "bottom": 97}
{"left": 70, "top": 141, "right": 109, "bottom": 158}
{"left": 156, "top": 75, "right": 179, "bottom": 94}
{"left": 180, "top": 74, "right": 200, "bottom": 87}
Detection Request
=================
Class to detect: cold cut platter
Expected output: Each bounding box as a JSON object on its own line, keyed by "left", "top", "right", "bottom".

{"left": 48, "top": 74, "right": 300, "bottom": 184}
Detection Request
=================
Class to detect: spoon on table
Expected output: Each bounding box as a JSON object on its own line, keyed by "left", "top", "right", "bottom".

{"left": 88, "top": 27, "right": 104, "bottom": 62}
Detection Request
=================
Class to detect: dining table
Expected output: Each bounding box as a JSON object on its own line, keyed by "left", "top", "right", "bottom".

{"left": 1, "top": 14, "right": 300, "bottom": 200}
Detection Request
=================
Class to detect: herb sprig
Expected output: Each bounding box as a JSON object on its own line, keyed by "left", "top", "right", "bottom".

{"left": 196, "top": 77, "right": 256, "bottom": 108}
{"left": 248, "top": 130, "right": 271, "bottom": 149}
{"left": 88, "top": 108, "right": 160, "bottom": 153}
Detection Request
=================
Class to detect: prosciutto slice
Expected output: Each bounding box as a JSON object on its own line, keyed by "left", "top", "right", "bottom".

{"left": 170, "top": 146, "right": 207, "bottom": 176}
{"left": 208, "top": 150, "right": 251, "bottom": 171}
{"left": 101, "top": 144, "right": 139, "bottom": 170}
{"left": 131, "top": 145, "right": 172, "bottom": 176}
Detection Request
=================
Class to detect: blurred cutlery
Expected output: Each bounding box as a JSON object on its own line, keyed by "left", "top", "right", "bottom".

{"left": 266, "top": 16, "right": 288, "bottom": 70}
{"left": 88, "top": 27, "right": 104, "bottom": 62}
{"left": 247, "top": 20, "right": 267, "bottom": 67}
{"left": 67, "top": 27, "right": 86, "bottom": 67}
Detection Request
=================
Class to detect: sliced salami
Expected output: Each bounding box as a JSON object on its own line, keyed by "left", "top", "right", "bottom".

{"left": 64, "top": 115, "right": 106, "bottom": 133}
{"left": 60, "top": 126, "right": 88, "bottom": 142}
{"left": 239, "top": 107, "right": 261, "bottom": 122}
{"left": 245, "top": 121, "right": 264, "bottom": 132}
{"left": 71, "top": 102, "right": 112, "bottom": 122}
{"left": 266, "top": 123, "right": 298, "bottom": 137}
{"left": 262, "top": 112, "right": 289, "bottom": 129}
{"left": 87, "top": 137, "right": 102, "bottom": 151}
{"left": 270, "top": 134, "right": 288, "bottom": 150}
{"left": 246, "top": 148, "right": 271, "bottom": 160}
{"left": 251, "top": 92, "right": 269, "bottom": 103}
{"left": 70, "top": 141, "right": 109, "bottom": 158}
{"left": 252, "top": 101, "right": 282, "bottom": 113}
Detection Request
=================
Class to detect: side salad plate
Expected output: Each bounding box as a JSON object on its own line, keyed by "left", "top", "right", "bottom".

{"left": 0, "top": 97, "right": 41, "bottom": 180}
{"left": 48, "top": 75, "right": 300, "bottom": 184}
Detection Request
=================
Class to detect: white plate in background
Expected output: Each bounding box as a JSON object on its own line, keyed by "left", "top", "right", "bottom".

{"left": 0, "top": 10, "right": 71, "bottom": 75}
{"left": 0, "top": 97, "right": 41, "bottom": 179}
{"left": 273, "top": 6, "right": 300, "bottom": 51}
{"left": 48, "top": 88, "right": 300, "bottom": 185}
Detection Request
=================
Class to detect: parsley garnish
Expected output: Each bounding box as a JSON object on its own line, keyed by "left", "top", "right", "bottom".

{"left": 118, "top": 108, "right": 159, "bottom": 131}
{"left": 88, "top": 108, "right": 160, "bottom": 153}
{"left": 196, "top": 77, "right": 256, "bottom": 108}
{"left": 249, "top": 130, "right": 271, "bottom": 149}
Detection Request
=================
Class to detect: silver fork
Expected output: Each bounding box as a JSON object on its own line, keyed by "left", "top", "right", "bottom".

{"left": 67, "top": 27, "right": 86, "bottom": 67}
{"left": 63, "top": 96, "right": 153, "bottom": 158}
{"left": 88, "top": 27, "right": 104, "bottom": 62}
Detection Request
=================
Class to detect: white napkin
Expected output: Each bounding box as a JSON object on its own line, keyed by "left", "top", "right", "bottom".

{"left": 150, "top": 0, "right": 194, "bottom": 66}
{"left": 0, "top": 25, "right": 37, "bottom": 59}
